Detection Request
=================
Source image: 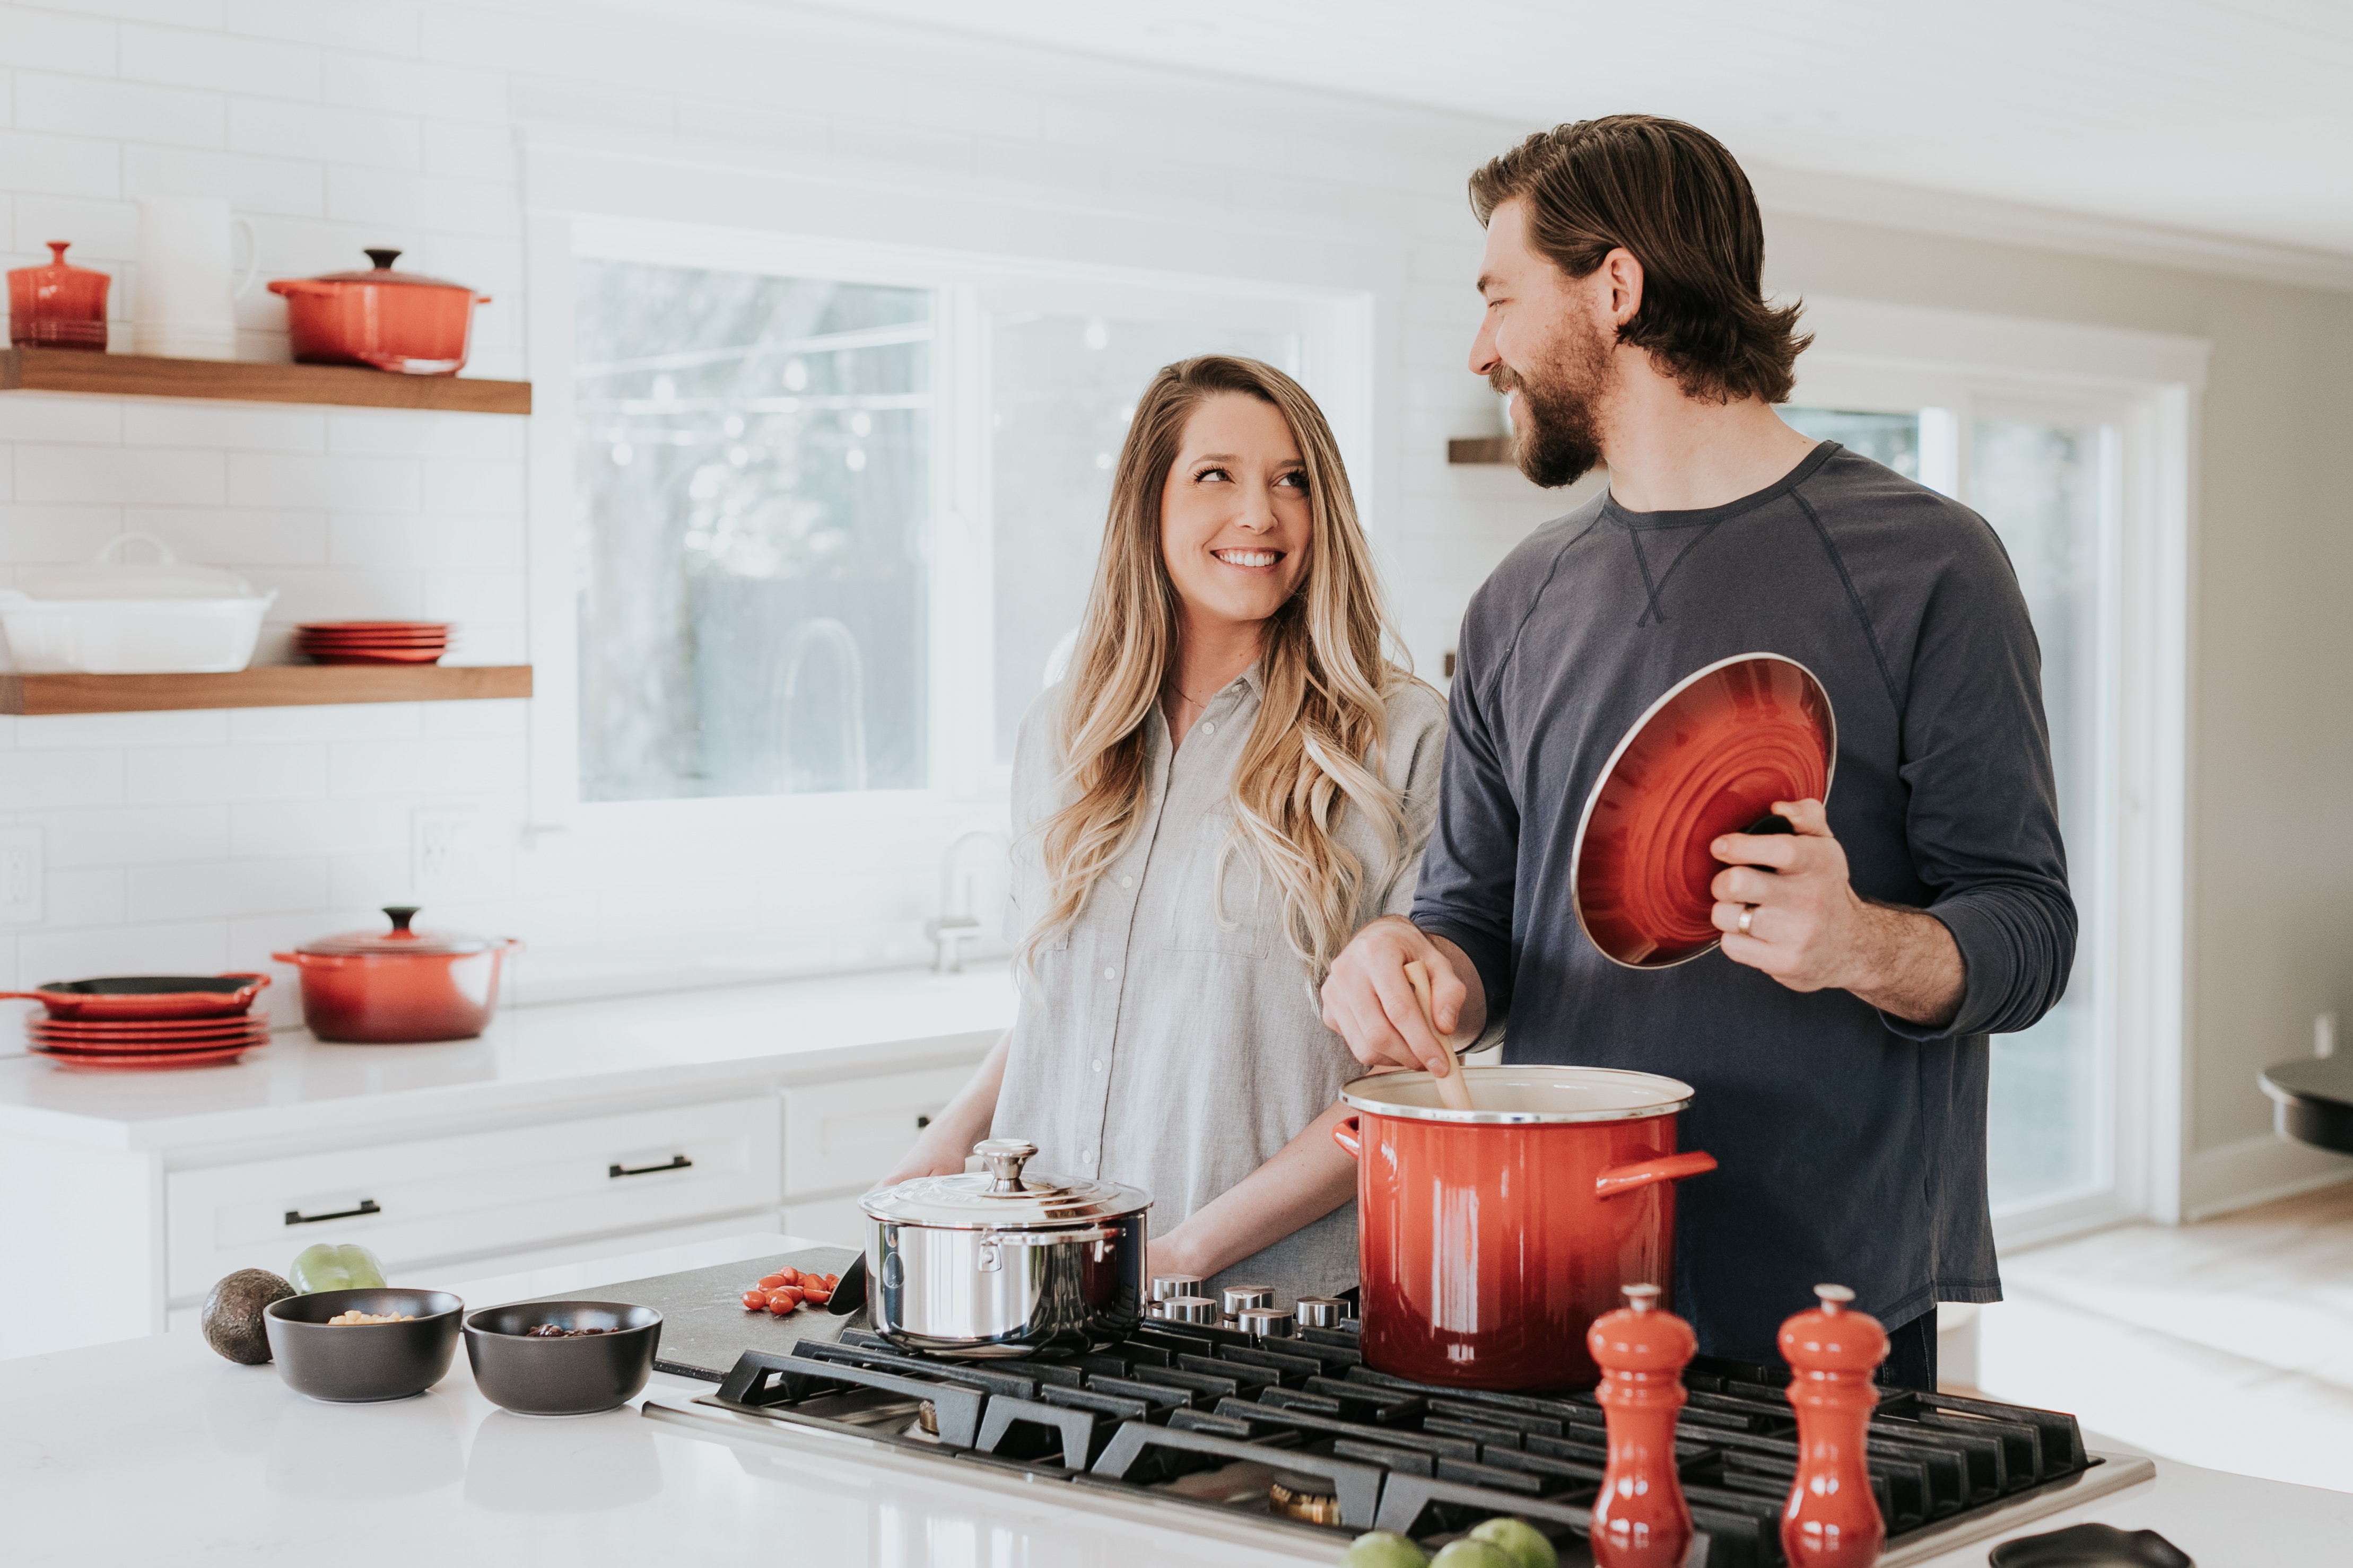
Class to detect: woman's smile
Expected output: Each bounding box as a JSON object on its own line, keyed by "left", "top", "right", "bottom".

{"left": 1213, "top": 546, "right": 1284, "bottom": 571}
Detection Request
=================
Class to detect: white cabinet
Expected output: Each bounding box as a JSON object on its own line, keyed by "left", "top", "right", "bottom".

{"left": 778, "top": 1193, "right": 874, "bottom": 1250}
{"left": 165, "top": 1098, "right": 779, "bottom": 1302}
{"left": 780, "top": 1065, "right": 972, "bottom": 1200}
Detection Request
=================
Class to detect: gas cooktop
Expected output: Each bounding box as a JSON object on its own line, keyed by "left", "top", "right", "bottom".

{"left": 644, "top": 1315, "right": 2151, "bottom": 1567}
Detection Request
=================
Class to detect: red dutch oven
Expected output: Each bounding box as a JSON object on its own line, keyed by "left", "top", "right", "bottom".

{"left": 1335, "top": 1065, "right": 1717, "bottom": 1390}
{"left": 267, "top": 249, "right": 490, "bottom": 375}
{"left": 273, "top": 906, "right": 518, "bottom": 1043}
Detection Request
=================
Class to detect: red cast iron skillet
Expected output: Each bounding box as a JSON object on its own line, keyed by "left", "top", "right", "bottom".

{"left": 4, "top": 973, "right": 271, "bottom": 1021}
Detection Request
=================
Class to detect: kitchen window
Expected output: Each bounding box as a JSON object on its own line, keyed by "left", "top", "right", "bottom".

{"left": 544, "top": 223, "right": 1362, "bottom": 817}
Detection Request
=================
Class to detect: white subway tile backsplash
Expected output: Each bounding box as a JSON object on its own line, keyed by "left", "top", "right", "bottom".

{"left": 22, "top": 805, "right": 231, "bottom": 867}
{"left": 227, "top": 452, "right": 419, "bottom": 510}
{"left": 417, "top": 698, "right": 526, "bottom": 738}
{"left": 423, "top": 117, "right": 517, "bottom": 182}
{"left": 324, "top": 166, "right": 516, "bottom": 236}
{"left": 228, "top": 0, "right": 418, "bottom": 54}
{"left": 324, "top": 51, "right": 506, "bottom": 122}
{"left": 121, "top": 401, "right": 327, "bottom": 451}
{"left": 41, "top": 867, "right": 128, "bottom": 930}
{"left": 420, "top": 457, "right": 524, "bottom": 513}
{"left": 19, "top": 919, "right": 231, "bottom": 984}
{"left": 244, "top": 566, "right": 423, "bottom": 620}
{"left": 226, "top": 702, "right": 423, "bottom": 743}
{"left": 0, "top": 749, "right": 126, "bottom": 810}
{"left": 127, "top": 742, "right": 326, "bottom": 803}
{"left": 121, "top": 505, "right": 329, "bottom": 565}
{"left": 12, "top": 193, "right": 141, "bottom": 260}
{"left": 0, "top": 8, "right": 120, "bottom": 75}
{"left": 325, "top": 407, "right": 522, "bottom": 459}
{"left": 0, "top": 130, "right": 123, "bottom": 201}
{"left": 230, "top": 97, "right": 422, "bottom": 171}
{"left": 120, "top": 142, "right": 325, "bottom": 216}
{"left": 15, "top": 709, "right": 229, "bottom": 747}
{"left": 127, "top": 855, "right": 330, "bottom": 921}
{"left": 119, "top": 21, "right": 322, "bottom": 99}
{"left": 327, "top": 851, "right": 408, "bottom": 909}
{"left": 230, "top": 795, "right": 407, "bottom": 856}
{"left": 16, "top": 71, "right": 230, "bottom": 150}
{"left": 327, "top": 511, "right": 521, "bottom": 569}
{"left": 327, "top": 734, "right": 523, "bottom": 798}
{"left": 16, "top": 445, "right": 226, "bottom": 506}
{"left": 420, "top": 568, "right": 523, "bottom": 624}
{"left": 0, "top": 394, "right": 124, "bottom": 444}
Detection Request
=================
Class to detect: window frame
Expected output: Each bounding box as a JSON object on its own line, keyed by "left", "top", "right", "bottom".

{"left": 524, "top": 213, "right": 1371, "bottom": 832}
{"left": 1789, "top": 296, "right": 2203, "bottom": 1245}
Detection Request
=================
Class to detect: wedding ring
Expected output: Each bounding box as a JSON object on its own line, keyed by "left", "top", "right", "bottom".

{"left": 1736, "top": 907, "right": 1755, "bottom": 936}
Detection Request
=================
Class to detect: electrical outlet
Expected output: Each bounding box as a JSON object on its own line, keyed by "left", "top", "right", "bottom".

{"left": 0, "top": 829, "right": 43, "bottom": 924}
{"left": 412, "top": 808, "right": 478, "bottom": 895}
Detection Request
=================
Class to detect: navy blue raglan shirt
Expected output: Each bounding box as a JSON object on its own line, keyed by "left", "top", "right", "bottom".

{"left": 1411, "top": 441, "right": 2074, "bottom": 1365}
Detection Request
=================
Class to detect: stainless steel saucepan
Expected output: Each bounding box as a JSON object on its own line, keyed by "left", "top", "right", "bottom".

{"left": 858, "top": 1137, "right": 1150, "bottom": 1359}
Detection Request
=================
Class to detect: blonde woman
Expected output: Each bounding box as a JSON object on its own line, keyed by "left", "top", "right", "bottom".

{"left": 881, "top": 356, "right": 1447, "bottom": 1301}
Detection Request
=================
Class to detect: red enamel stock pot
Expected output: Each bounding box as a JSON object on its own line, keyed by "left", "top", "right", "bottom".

{"left": 273, "top": 906, "right": 518, "bottom": 1043}
{"left": 1335, "top": 1065, "right": 1716, "bottom": 1390}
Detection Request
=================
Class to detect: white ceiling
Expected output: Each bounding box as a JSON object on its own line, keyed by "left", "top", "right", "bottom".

{"left": 801, "top": 0, "right": 2353, "bottom": 260}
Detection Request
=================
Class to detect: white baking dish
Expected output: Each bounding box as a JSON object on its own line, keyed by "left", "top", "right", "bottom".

{"left": 0, "top": 532, "right": 276, "bottom": 674}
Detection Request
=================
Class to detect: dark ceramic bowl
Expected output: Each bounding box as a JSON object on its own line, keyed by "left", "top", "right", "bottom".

{"left": 463, "top": 1301, "right": 663, "bottom": 1416}
{"left": 265, "top": 1288, "right": 464, "bottom": 1403}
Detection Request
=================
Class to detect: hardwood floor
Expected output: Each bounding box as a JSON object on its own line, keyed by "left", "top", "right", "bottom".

{"left": 1974, "top": 1181, "right": 2353, "bottom": 1493}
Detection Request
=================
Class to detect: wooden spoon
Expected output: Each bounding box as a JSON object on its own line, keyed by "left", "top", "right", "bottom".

{"left": 1403, "top": 958, "right": 1475, "bottom": 1112}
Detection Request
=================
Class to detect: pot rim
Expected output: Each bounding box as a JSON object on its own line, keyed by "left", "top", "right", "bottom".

{"left": 1340, "top": 1063, "right": 1694, "bottom": 1125}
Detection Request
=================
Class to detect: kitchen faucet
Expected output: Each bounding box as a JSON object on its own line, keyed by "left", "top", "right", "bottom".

{"left": 925, "top": 829, "right": 1008, "bottom": 973}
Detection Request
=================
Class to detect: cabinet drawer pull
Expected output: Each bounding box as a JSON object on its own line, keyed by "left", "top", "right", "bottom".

{"left": 285, "top": 1198, "right": 380, "bottom": 1226}
{"left": 609, "top": 1154, "right": 692, "bottom": 1178}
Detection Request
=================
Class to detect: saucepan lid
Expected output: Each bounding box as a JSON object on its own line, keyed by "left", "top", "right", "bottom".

{"left": 860, "top": 1137, "right": 1151, "bottom": 1230}
{"left": 292, "top": 905, "right": 503, "bottom": 958}
{"left": 1342, "top": 1064, "right": 1694, "bottom": 1125}
{"left": 1570, "top": 651, "right": 1836, "bottom": 970}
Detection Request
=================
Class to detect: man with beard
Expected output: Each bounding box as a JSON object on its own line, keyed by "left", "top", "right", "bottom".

{"left": 1319, "top": 116, "right": 2073, "bottom": 1386}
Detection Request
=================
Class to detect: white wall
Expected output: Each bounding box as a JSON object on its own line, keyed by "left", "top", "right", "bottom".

{"left": 0, "top": 0, "right": 2346, "bottom": 1216}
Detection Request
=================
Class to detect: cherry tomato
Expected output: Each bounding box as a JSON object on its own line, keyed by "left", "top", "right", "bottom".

{"left": 741, "top": 1290, "right": 768, "bottom": 1310}
{"left": 776, "top": 1268, "right": 803, "bottom": 1286}
{"left": 765, "top": 1292, "right": 797, "bottom": 1316}
{"left": 802, "top": 1288, "right": 831, "bottom": 1307}
{"left": 756, "top": 1273, "right": 788, "bottom": 1290}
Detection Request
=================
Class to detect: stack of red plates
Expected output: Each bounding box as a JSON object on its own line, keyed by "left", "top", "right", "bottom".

{"left": 297, "top": 620, "right": 450, "bottom": 665}
{"left": 16, "top": 973, "right": 273, "bottom": 1070}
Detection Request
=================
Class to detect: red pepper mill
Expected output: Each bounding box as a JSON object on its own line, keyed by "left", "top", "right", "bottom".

{"left": 1587, "top": 1282, "right": 1696, "bottom": 1568}
{"left": 1779, "top": 1283, "right": 1890, "bottom": 1566}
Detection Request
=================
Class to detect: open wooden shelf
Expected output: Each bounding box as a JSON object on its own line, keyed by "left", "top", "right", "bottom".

{"left": 1449, "top": 436, "right": 1513, "bottom": 465}
{"left": 0, "top": 347, "right": 530, "bottom": 414}
{"left": 0, "top": 664, "right": 533, "bottom": 716}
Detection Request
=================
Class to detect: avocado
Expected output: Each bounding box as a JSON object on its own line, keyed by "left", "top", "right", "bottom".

{"left": 289, "top": 1242, "right": 386, "bottom": 1295}
{"left": 202, "top": 1269, "right": 294, "bottom": 1364}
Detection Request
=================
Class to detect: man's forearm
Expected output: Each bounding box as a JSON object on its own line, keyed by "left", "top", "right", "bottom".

{"left": 1842, "top": 903, "right": 1964, "bottom": 1028}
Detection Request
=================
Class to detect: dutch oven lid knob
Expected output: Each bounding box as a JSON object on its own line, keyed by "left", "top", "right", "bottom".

{"left": 382, "top": 905, "right": 420, "bottom": 936}
{"left": 364, "top": 248, "right": 402, "bottom": 271}
{"left": 973, "top": 1137, "right": 1038, "bottom": 1194}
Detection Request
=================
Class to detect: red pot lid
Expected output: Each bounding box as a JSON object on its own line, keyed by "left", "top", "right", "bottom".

{"left": 300, "top": 249, "right": 475, "bottom": 292}
{"left": 1571, "top": 652, "right": 1836, "bottom": 970}
{"left": 295, "top": 906, "right": 498, "bottom": 958}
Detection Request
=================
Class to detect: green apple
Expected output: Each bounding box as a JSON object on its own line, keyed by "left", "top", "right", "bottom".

{"left": 1468, "top": 1518, "right": 1559, "bottom": 1568}
{"left": 1427, "top": 1543, "right": 1515, "bottom": 1568}
{"left": 288, "top": 1241, "right": 386, "bottom": 1294}
{"left": 1341, "top": 1531, "right": 1430, "bottom": 1568}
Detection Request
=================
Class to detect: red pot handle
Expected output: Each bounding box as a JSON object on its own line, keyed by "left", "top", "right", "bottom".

{"left": 1331, "top": 1115, "right": 1362, "bottom": 1160}
{"left": 1595, "top": 1150, "right": 1717, "bottom": 1200}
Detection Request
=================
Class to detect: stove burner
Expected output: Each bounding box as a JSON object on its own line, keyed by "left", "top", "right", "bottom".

{"left": 689, "top": 1317, "right": 2123, "bottom": 1568}
{"left": 1269, "top": 1471, "right": 1343, "bottom": 1525}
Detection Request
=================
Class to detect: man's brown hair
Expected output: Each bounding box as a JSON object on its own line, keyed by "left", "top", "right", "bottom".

{"left": 1469, "top": 115, "right": 1808, "bottom": 404}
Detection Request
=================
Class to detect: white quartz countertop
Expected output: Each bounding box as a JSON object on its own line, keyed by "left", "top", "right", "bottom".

{"left": 0, "top": 963, "right": 1016, "bottom": 1150}
{"left": 4, "top": 1233, "right": 2347, "bottom": 1568}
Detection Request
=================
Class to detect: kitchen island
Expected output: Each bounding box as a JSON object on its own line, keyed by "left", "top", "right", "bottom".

{"left": 2, "top": 1232, "right": 2345, "bottom": 1567}
{"left": 0, "top": 965, "right": 1015, "bottom": 1357}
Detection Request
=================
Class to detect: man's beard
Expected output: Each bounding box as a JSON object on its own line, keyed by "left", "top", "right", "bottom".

{"left": 1493, "top": 316, "right": 1611, "bottom": 488}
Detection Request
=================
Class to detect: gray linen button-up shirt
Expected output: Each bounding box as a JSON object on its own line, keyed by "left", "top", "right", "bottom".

{"left": 992, "top": 665, "right": 1449, "bottom": 1302}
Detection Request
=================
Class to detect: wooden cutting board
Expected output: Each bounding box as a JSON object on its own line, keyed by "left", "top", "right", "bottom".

{"left": 523, "top": 1245, "right": 862, "bottom": 1382}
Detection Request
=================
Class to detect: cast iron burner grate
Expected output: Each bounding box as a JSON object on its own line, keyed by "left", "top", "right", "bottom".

{"left": 695, "top": 1318, "right": 2102, "bottom": 1568}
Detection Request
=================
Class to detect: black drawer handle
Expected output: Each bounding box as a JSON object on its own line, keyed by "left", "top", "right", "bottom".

{"left": 916, "top": 1115, "right": 932, "bottom": 1129}
{"left": 285, "top": 1198, "right": 380, "bottom": 1226}
{"left": 609, "top": 1154, "right": 692, "bottom": 1178}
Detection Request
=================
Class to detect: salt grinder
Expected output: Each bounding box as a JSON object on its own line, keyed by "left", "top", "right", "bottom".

{"left": 1778, "top": 1283, "right": 1889, "bottom": 1566}
{"left": 1587, "top": 1282, "right": 1695, "bottom": 1568}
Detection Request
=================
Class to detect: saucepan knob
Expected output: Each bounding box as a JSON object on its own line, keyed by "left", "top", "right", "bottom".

{"left": 1293, "top": 1296, "right": 1347, "bottom": 1329}
{"left": 972, "top": 1137, "right": 1038, "bottom": 1194}
{"left": 1235, "top": 1306, "right": 1293, "bottom": 1339}
{"left": 1162, "top": 1294, "right": 1219, "bottom": 1325}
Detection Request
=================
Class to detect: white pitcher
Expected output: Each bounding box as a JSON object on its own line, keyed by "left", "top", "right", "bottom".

{"left": 133, "top": 197, "right": 259, "bottom": 360}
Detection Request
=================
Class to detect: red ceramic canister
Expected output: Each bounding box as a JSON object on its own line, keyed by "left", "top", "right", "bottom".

{"left": 8, "top": 242, "right": 111, "bottom": 351}
{"left": 273, "top": 906, "right": 518, "bottom": 1043}
{"left": 1334, "top": 1066, "right": 1716, "bottom": 1390}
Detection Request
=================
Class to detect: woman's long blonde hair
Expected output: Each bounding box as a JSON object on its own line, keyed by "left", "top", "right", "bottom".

{"left": 1027, "top": 355, "right": 1414, "bottom": 978}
